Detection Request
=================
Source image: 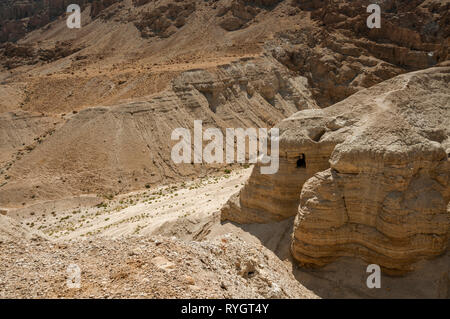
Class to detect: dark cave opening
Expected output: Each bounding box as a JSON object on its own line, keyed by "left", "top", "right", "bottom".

{"left": 297, "top": 154, "right": 306, "bottom": 168}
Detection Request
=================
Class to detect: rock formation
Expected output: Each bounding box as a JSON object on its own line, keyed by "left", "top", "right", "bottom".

{"left": 1, "top": 0, "right": 447, "bottom": 110}
{"left": 222, "top": 66, "right": 450, "bottom": 274}
{"left": 0, "top": 0, "right": 123, "bottom": 42}
{"left": 0, "top": 56, "right": 316, "bottom": 206}
{"left": 134, "top": 0, "right": 196, "bottom": 38}
{"left": 275, "top": 0, "right": 450, "bottom": 106}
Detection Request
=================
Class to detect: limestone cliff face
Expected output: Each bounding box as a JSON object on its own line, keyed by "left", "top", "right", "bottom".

{"left": 222, "top": 66, "right": 450, "bottom": 274}
{"left": 276, "top": 0, "right": 449, "bottom": 107}
{"left": 221, "top": 110, "right": 335, "bottom": 223}
{"left": 221, "top": 106, "right": 346, "bottom": 224}
{"left": 0, "top": 0, "right": 71, "bottom": 42}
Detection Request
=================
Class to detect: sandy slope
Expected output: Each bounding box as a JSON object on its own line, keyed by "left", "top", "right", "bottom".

{"left": 6, "top": 168, "right": 252, "bottom": 240}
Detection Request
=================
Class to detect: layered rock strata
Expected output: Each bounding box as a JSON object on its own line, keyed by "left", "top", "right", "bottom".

{"left": 222, "top": 66, "right": 450, "bottom": 273}
{"left": 275, "top": 0, "right": 450, "bottom": 106}
{"left": 0, "top": 56, "right": 317, "bottom": 206}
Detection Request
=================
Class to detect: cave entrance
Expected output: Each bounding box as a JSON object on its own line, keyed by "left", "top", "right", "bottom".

{"left": 297, "top": 154, "right": 306, "bottom": 168}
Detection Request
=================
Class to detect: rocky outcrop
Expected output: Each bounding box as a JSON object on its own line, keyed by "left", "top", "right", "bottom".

{"left": 221, "top": 107, "right": 342, "bottom": 224}
{"left": 0, "top": 0, "right": 78, "bottom": 42}
{"left": 222, "top": 66, "right": 450, "bottom": 274}
{"left": 0, "top": 0, "right": 121, "bottom": 42}
{"left": 0, "top": 41, "right": 82, "bottom": 69}
{"left": 90, "top": 0, "right": 121, "bottom": 18}
{"left": 216, "top": 0, "right": 282, "bottom": 31}
{"left": 273, "top": 0, "right": 450, "bottom": 107}
{"left": 134, "top": 0, "right": 196, "bottom": 38}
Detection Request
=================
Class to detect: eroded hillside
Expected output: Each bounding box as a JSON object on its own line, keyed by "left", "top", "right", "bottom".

{"left": 0, "top": 0, "right": 449, "bottom": 299}
{"left": 1, "top": 0, "right": 448, "bottom": 207}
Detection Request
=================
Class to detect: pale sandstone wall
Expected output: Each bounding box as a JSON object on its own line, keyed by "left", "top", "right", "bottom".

{"left": 222, "top": 66, "right": 450, "bottom": 274}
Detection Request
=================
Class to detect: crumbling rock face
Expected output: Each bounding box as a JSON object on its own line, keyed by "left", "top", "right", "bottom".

{"left": 90, "top": 0, "right": 121, "bottom": 18}
{"left": 0, "top": 0, "right": 122, "bottom": 43}
{"left": 217, "top": 0, "right": 283, "bottom": 31}
{"left": 221, "top": 106, "right": 341, "bottom": 223}
{"left": 222, "top": 109, "right": 334, "bottom": 223}
{"left": 222, "top": 66, "right": 450, "bottom": 274}
{"left": 273, "top": 0, "right": 450, "bottom": 107}
{"left": 171, "top": 56, "right": 317, "bottom": 116}
{"left": 134, "top": 0, "right": 196, "bottom": 38}
{"left": 0, "top": 41, "right": 82, "bottom": 69}
{"left": 0, "top": 0, "right": 84, "bottom": 42}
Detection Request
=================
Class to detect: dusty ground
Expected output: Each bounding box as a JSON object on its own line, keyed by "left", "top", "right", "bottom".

{"left": 6, "top": 168, "right": 253, "bottom": 240}
{"left": 0, "top": 168, "right": 318, "bottom": 299}
{"left": 1, "top": 167, "right": 448, "bottom": 298}
{"left": 0, "top": 235, "right": 318, "bottom": 299}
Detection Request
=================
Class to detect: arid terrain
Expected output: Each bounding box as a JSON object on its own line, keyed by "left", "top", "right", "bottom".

{"left": 0, "top": 0, "right": 449, "bottom": 298}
